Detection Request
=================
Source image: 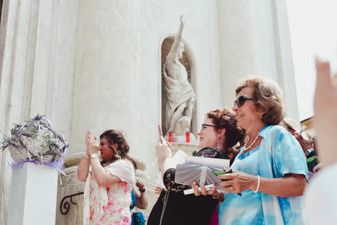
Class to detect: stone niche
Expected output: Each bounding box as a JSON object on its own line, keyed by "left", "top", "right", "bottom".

{"left": 161, "top": 37, "right": 197, "bottom": 137}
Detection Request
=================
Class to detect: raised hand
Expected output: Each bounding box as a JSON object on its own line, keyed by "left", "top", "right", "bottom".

{"left": 136, "top": 180, "right": 145, "bottom": 192}
{"left": 85, "top": 130, "right": 91, "bottom": 148}
{"left": 156, "top": 142, "right": 172, "bottom": 163}
{"left": 314, "top": 58, "right": 337, "bottom": 165}
{"left": 85, "top": 130, "right": 99, "bottom": 155}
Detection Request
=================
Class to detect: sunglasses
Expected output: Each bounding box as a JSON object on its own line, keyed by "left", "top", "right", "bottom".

{"left": 234, "top": 96, "right": 254, "bottom": 107}
{"left": 201, "top": 123, "right": 216, "bottom": 130}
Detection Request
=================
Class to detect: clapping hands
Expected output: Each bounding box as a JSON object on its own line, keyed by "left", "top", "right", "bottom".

{"left": 85, "top": 130, "right": 99, "bottom": 155}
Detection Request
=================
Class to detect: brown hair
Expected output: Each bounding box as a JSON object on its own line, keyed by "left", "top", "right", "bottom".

{"left": 100, "top": 129, "right": 130, "bottom": 163}
{"left": 235, "top": 77, "right": 285, "bottom": 125}
{"left": 207, "top": 108, "right": 245, "bottom": 153}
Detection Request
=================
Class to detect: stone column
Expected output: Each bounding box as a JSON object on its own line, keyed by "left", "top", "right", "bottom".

{"left": 0, "top": 0, "right": 78, "bottom": 224}
{"left": 217, "top": 0, "right": 299, "bottom": 120}
{"left": 71, "top": 0, "right": 141, "bottom": 152}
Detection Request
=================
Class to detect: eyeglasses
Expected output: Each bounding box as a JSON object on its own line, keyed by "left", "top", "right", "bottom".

{"left": 234, "top": 96, "right": 254, "bottom": 107}
{"left": 201, "top": 123, "right": 216, "bottom": 130}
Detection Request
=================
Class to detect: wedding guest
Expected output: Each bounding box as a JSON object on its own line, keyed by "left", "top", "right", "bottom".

{"left": 147, "top": 108, "right": 245, "bottom": 225}
{"left": 194, "top": 77, "right": 308, "bottom": 224}
{"left": 77, "top": 130, "right": 136, "bottom": 225}
{"left": 129, "top": 158, "right": 148, "bottom": 225}
{"left": 280, "top": 119, "right": 319, "bottom": 175}
{"left": 130, "top": 180, "right": 147, "bottom": 225}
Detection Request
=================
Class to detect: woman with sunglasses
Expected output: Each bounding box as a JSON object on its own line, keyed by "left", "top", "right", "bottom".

{"left": 147, "top": 108, "right": 245, "bottom": 225}
{"left": 215, "top": 77, "right": 308, "bottom": 224}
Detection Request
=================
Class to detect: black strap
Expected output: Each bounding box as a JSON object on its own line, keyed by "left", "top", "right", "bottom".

{"left": 159, "top": 190, "right": 170, "bottom": 225}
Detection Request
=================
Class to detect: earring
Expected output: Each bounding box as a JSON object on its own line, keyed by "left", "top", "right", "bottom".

{"left": 112, "top": 146, "right": 121, "bottom": 159}
{"left": 217, "top": 138, "right": 221, "bottom": 150}
{"left": 259, "top": 114, "right": 263, "bottom": 119}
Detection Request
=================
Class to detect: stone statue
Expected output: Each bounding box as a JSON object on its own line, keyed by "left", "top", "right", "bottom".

{"left": 163, "top": 16, "right": 196, "bottom": 137}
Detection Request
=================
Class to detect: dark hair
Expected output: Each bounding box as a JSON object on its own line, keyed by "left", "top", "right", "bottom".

{"left": 207, "top": 108, "right": 245, "bottom": 153}
{"left": 235, "top": 77, "right": 285, "bottom": 125}
{"left": 100, "top": 129, "right": 130, "bottom": 162}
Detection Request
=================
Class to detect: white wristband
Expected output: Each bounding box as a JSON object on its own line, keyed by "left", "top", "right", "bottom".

{"left": 83, "top": 152, "right": 89, "bottom": 158}
{"left": 254, "top": 175, "right": 261, "bottom": 193}
{"left": 90, "top": 153, "right": 98, "bottom": 159}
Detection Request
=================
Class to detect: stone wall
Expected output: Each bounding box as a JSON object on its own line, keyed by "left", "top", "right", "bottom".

{"left": 0, "top": 0, "right": 78, "bottom": 224}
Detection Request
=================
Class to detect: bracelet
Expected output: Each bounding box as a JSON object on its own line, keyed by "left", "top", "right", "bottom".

{"left": 139, "top": 188, "right": 145, "bottom": 193}
{"left": 83, "top": 152, "right": 89, "bottom": 158}
{"left": 90, "top": 153, "right": 98, "bottom": 159}
{"left": 254, "top": 175, "right": 261, "bottom": 193}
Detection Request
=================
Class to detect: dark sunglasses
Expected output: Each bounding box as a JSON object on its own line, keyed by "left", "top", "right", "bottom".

{"left": 201, "top": 123, "right": 216, "bottom": 130}
{"left": 234, "top": 96, "right": 254, "bottom": 107}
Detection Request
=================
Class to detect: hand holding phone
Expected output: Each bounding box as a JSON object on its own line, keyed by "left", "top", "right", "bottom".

{"left": 158, "top": 125, "right": 166, "bottom": 144}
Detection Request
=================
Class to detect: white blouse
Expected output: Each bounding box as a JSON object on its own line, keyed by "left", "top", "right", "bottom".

{"left": 304, "top": 163, "right": 337, "bottom": 225}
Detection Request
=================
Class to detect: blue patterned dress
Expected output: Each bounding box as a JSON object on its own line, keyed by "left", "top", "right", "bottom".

{"left": 218, "top": 125, "right": 308, "bottom": 225}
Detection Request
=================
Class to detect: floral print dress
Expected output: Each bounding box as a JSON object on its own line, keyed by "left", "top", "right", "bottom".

{"left": 84, "top": 159, "right": 136, "bottom": 225}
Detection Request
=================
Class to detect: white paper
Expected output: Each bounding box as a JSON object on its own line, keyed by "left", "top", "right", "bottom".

{"left": 184, "top": 156, "right": 230, "bottom": 170}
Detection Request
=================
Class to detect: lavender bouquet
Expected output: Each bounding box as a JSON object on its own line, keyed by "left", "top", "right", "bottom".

{"left": 1, "top": 115, "right": 68, "bottom": 168}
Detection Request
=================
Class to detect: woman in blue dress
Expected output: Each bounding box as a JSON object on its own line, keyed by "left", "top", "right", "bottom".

{"left": 217, "top": 77, "right": 308, "bottom": 225}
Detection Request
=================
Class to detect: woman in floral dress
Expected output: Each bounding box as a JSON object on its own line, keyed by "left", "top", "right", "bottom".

{"left": 77, "top": 129, "right": 136, "bottom": 225}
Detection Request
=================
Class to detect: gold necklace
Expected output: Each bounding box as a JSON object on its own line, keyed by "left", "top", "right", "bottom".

{"left": 244, "top": 133, "right": 260, "bottom": 151}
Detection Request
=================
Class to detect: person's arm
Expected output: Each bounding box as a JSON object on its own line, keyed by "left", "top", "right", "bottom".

{"left": 157, "top": 142, "right": 175, "bottom": 177}
{"left": 135, "top": 181, "right": 148, "bottom": 209}
{"left": 314, "top": 58, "right": 337, "bottom": 166}
{"left": 77, "top": 131, "right": 92, "bottom": 182}
{"left": 219, "top": 172, "right": 306, "bottom": 197}
{"left": 87, "top": 144, "right": 121, "bottom": 187}
{"left": 89, "top": 157, "right": 121, "bottom": 187}
{"left": 77, "top": 154, "right": 90, "bottom": 182}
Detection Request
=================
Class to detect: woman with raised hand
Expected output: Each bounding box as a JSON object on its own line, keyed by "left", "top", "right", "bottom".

{"left": 216, "top": 77, "right": 308, "bottom": 224}
{"left": 77, "top": 130, "right": 136, "bottom": 225}
{"left": 147, "top": 108, "right": 245, "bottom": 225}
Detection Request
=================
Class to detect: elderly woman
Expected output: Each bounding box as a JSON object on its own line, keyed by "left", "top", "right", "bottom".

{"left": 147, "top": 108, "right": 245, "bottom": 225}
{"left": 217, "top": 77, "right": 308, "bottom": 224}
{"left": 77, "top": 130, "right": 136, "bottom": 225}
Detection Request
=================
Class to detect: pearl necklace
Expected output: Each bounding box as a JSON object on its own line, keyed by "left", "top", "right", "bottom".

{"left": 244, "top": 133, "right": 260, "bottom": 151}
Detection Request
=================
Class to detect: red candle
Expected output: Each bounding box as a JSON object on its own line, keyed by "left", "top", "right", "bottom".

{"left": 168, "top": 131, "right": 173, "bottom": 143}
{"left": 186, "top": 131, "right": 190, "bottom": 143}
